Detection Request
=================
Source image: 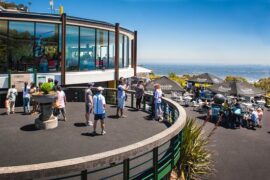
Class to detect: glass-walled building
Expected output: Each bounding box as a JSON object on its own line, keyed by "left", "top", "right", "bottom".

{"left": 0, "top": 12, "right": 137, "bottom": 89}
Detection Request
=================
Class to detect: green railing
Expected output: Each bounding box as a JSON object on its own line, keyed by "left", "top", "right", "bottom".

{"left": 0, "top": 87, "right": 187, "bottom": 180}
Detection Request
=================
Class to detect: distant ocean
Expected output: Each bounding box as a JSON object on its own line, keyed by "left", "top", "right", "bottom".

{"left": 141, "top": 63, "right": 270, "bottom": 82}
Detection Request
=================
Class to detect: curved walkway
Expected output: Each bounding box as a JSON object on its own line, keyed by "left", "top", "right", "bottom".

{"left": 0, "top": 102, "right": 167, "bottom": 167}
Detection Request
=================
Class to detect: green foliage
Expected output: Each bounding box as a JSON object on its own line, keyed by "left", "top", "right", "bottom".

{"left": 169, "top": 72, "right": 177, "bottom": 79}
{"left": 0, "top": 2, "right": 28, "bottom": 11}
{"left": 40, "top": 82, "right": 53, "bottom": 94}
{"left": 178, "top": 118, "right": 213, "bottom": 180}
{"left": 254, "top": 77, "right": 270, "bottom": 93}
{"left": 225, "top": 76, "right": 248, "bottom": 83}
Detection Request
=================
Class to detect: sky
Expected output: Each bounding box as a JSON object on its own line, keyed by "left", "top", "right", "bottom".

{"left": 11, "top": 0, "right": 270, "bottom": 65}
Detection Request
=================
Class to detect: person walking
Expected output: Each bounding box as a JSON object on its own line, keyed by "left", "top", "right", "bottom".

{"left": 22, "top": 82, "right": 31, "bottom": 114}
{"left": 56, "top": 86, "right": 67, "bottom": 121}
{"left": 92, "top": 86, "right": 106, "bottom": 135}
{"left": 116, "top": 78, "right": 128, "bottom": 118}
{"left": 135, "top": 80, "right": 144, "bottom": 110}
{"left": 154, "top": 83, "right": 163, "bottom": 121}
{"left": 85, "top": 83, "right": 94, "bottom": 126}
{"left": 6, "top": 85, "right": 18, "bottom": 115}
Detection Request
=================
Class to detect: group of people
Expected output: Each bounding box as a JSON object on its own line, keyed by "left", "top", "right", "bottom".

{"left": 84, "top": 77, "right": 131, "bottom": 135}
{"left": 5, "top": 79, "right": 67, "bottom": 122}
{"left": 204, "top": 98, "right": 265, "bottom": 130}
{"left": 4, "top": 76, "right": 166, "bottom": 135}
{"left": 6, "top": 82, "right": 38, "bottom": 115}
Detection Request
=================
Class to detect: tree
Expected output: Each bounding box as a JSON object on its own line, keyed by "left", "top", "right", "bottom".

{"left": 0, "top": 1, "right": 28, "bottom": 12}
{"left": 254, "top": 77, "right": 270, "bottom": 94}
{"left": 169, "top": 72, "right": 177, "bottom": 79}
{"left": 225, "top": 76, "right": 248, "bottom": 83}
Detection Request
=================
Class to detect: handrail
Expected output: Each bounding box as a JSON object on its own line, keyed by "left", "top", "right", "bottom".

{"left": 0, "top": 88, "right": 186, "bottom": 179}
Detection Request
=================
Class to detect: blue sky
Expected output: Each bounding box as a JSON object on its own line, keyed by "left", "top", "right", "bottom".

{"left": 12, "top": 0, "right": 270, "bottom": 64}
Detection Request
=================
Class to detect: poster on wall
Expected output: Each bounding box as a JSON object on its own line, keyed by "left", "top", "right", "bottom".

{"left": 10, "top": 74, "right": 34, "bottom": 92}
{"left": 37, "top": 75, "right": 55, "bottom": 84}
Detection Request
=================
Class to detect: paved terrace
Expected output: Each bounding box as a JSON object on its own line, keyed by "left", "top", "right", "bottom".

{"left": 0, "top": 102, "right": 167, "bottom": 167}
{"left": 184, "top": 106, "right": 270, "bottom": 180}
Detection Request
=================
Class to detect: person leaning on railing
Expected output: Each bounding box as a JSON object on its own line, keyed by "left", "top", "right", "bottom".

{"left": 135, "top": 80, "right": 144, "bottom": 110}
{"left": 154, "top": 83, "right": 163, "bottom": 121}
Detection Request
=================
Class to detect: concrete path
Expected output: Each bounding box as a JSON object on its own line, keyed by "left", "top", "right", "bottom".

{"left": 184, "top": 106, "right": 270, "bottom": 180}
{"left": 0, "top": 103, "right": 167, "bottom": 167}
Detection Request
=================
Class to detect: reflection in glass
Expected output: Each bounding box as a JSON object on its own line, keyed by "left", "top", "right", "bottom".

{"left": 80, "top": 27, "right": 96, "bottom": 70}
{"left": 129, "top": 38, "right": 132, "bottom": 68}
{"left": 0, "top": 20, "right": 8, "bottom": 73}
{"left": 35, "top": 23, "right": 59, "bottom": 72}
{"left": 108, "top": 31, "right": 115, "bottom": 69}
{"left": 9, "top": 21, "right": 35, "bottom": 72}
{"left": 66, "top": 25, "right": 79, "bottom": 71}
{"left": 96, "top": 30, "right": 108, "bottom": 69}
{"left": 124, "top": 36, "right": 129, "bottom": 67}
{"left": 119, "top": 34, "right": 123, "bottom": 68}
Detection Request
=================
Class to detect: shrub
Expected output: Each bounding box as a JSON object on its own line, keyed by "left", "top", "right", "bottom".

{"left": 225, "top": 76, "right": 248, "bottom": 83}
{"left": 40, "top": 82, "right": 53, "bottom": 94}
{"left": 177, "top": 118, "right": 213, "bottom": 179}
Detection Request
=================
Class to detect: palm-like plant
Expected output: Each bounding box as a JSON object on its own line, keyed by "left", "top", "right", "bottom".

{"left": 176, "top": 118, "right": 213, "bottom": 180}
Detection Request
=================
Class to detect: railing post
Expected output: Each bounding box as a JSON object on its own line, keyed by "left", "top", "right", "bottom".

{"left": 172, "top": 108, "right": 176, "bottom": 123}
{"left": 131, "top": 93, "right": 134, "bottom": 108}
{"left": 123, "top": 158, "right": 130, "bottom": 180}
{"left": 143, "top": 97, "right": 146, "bottom": 111}
{"left": 81, "top": 169, "right": 87, "bottom": 180}
{"left": 163, "top": 103, "right": 167, "bottom": 120}
{"left": 171, "top": 136, "right": 176, "bottom": 168}
{"left": 153, "top": 147, "right": 158, "bottom": 180}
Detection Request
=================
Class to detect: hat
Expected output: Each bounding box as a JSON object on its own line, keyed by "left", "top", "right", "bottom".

{"left": 97, "top": 86, "right": 104, "bottom": 91}
{"left": 88, "top": 82, "right": 94, "bottom": 87}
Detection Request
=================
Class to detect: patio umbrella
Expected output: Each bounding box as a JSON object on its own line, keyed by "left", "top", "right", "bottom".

{"left": 208, "top": 80, "right": 265, "bottom": 97}
{"left": 145, "top": 76, "right": 185, "bottom": 94}
{"left": 188, "top": 73, "right": 223, "bottom": 84}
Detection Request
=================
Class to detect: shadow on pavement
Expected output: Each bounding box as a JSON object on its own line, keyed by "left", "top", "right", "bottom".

{"left": 74, "top": 123, "right": 86, "bottom": 127}
{"left": 81, "top": 132, "right": 101, "bottom": 137}
{"left": 20, "top": 124, "right": 39, "bottom": 131}
{"left": 107, "top": 115, "right": 119, "bottom": 119}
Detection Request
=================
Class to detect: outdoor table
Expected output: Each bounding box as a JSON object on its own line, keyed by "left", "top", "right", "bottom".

{"left": 183, "top": 96, "right": 193, "bottom": 106}
{"left": 256, "top": 100, "right": 266, "bottom": 105}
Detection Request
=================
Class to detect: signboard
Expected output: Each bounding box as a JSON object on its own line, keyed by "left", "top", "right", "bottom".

{"left": 10, "top": 74, "right": 34, "bottom": 92}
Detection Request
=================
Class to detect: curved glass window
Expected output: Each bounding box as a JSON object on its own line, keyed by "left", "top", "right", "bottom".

{"left": 9, "top": 21, "right": 35, "bottom": 72}
{"left": 80, "top": 27, "right": 96, "bottom": 71}
{"left": 0, "top": 20, "right": 8, "bottom": 73}
{"left": 124, "top": 36, "right": 129, "bottom": 68}
{"left": 96, "top": 30, "right": 108, "bottom": 69}
{"left": 129, "top": 38, "right": 132, "bottom": 68}
{"left": 108, "top": 31, "right": 115, "bottom": 69}
{"left": 35, "top": 23, "right": 59, "bottom": 72}
{"left": 66, "top": 25, "right": 79, "bottom": 71}
{"left": 119, "top": 34, "right": 123, "bottom": 68}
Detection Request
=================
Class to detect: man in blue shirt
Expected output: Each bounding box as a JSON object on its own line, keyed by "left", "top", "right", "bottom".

{"left": 93, "top": 86, "right": 106, "bottom": 135}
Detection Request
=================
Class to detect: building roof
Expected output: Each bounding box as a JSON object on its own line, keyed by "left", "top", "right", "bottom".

{"left": 137, "top": 66, "right": 152, "bottom": 74}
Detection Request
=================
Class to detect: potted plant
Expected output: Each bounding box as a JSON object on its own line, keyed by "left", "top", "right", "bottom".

{"left": 32, "top": 82, "right": 58, "bottom": 130}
